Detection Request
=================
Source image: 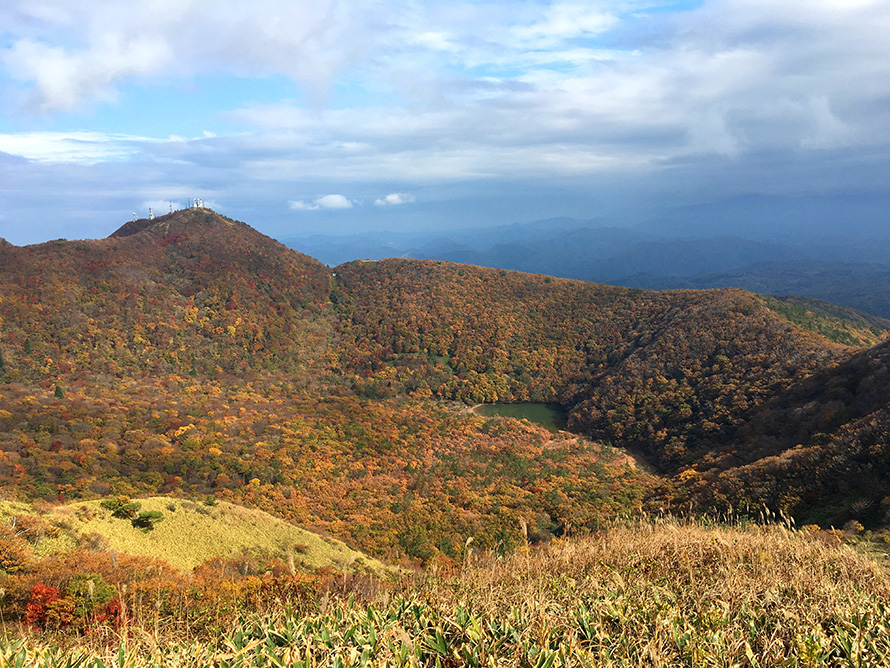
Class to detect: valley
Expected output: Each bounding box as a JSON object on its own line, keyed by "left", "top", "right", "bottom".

{"left": 3, "top": 209, "right": 890, "bottom": 547}
{"left": 1, "top": 209, "right": 890, "bottom": 663}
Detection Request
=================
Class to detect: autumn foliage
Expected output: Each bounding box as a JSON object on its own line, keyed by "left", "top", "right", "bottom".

{"left": 1, "top": 207, "right": 889, "bottom": 570}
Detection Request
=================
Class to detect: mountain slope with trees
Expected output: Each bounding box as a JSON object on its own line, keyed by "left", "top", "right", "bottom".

{"left": 331, "top": 258, "right": 859, "bottom": 473}
{"left": 0, "top": 208, "right": 333, "bottom": 383}
{"left": 675, "top": 337, "right": 890, "bottom": 527}
{"left": 1, "top": 209, "right": 890, "bottom": 556}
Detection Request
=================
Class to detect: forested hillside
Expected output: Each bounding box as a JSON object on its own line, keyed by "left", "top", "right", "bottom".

{"left": 2, "top": 209, "right": 890, "bottom": 563}
{"left": 0, "top": 208, "right": 332, "bottom": 382}
{"left": 332, "top": 259, "right": 859, "bottom": 473}
{"left": 676, "top": 337, "right": 890, "bottom": 527}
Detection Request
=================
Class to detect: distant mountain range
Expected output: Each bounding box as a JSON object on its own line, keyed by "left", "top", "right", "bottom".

{"left": 282, "top": 211, "right": 890, "bottom": 317}
{"left": 622, "top": 261, "right": 890, "bottom": 319}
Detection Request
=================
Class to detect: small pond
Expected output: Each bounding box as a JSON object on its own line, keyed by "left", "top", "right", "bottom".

{"left": 473, "top": 402, "right": 567, "bottom": 432}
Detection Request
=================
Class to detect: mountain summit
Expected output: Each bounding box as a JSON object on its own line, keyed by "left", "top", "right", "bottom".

{"left": 0, "top": 209, "right": 333, "bottom": 379}
{"left": 112, "top": 207, "right": 255, "bottom": 241}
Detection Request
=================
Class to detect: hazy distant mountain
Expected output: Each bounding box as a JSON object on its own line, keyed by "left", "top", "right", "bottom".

{"left": 621, "top": 261, "right": 890, "bottom": 319}
{"left": 284, "top": 220, "right": 797, "bottom": 279}
{"left": 284, "top": 203, "right": 890, "bottom": 318}
{"left": 280, "top": 217, "right": 619, "bottom": 267}
{"left": 639, "top": 193, "right": 890, "bottom": 243}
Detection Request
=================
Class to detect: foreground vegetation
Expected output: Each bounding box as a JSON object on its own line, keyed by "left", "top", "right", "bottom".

{"left": 1, "top": 520, "right": 888, "bottom": 666}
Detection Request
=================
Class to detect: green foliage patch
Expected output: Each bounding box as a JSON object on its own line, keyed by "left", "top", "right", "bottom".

{"left": 762, "top": 294, "right": 890, "bottom": 346}
{"left": 45, "top": 497, "right": 392, "bottom": 576}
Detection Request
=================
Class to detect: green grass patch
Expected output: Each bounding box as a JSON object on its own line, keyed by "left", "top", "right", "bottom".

{"left": 0, "top": 499, "right": 38, "bottom": 520}
{"left": 763, "top": 294, "right": 890, "bottom": 346}
{"left": 38, "top": 497, "right": 394, "bottom": 576}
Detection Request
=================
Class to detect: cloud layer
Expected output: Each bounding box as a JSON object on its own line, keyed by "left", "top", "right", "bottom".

{"left": 1, "top": 0, "right": 889, "bottom": 243}
{"left": 2, "top": 0, "right": 379, "bottom": 112}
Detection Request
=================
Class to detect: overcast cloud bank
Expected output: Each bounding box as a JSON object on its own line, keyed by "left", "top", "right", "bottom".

{"left": 1, "top": 0, "right": 888, "bottom": 244}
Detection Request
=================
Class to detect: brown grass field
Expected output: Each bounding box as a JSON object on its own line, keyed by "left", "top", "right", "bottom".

{"left": 2, "top": 518, "right": 888, "bottom": 666}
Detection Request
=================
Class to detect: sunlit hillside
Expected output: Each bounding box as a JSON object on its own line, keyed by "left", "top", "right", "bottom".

{"left": 0, "top": 497, "right": 392, "bottom": 575}
{"left": 3, "top": 210, "right": 890, "bottom": 555}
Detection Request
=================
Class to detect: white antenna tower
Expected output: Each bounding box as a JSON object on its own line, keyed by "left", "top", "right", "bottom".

{"left": 149, "top": 207, "right": 154, "bottom": 221}
{"left": 132, "top": 211, "right": 137, "bottom": 222}
{"left": 169, "top": 202, "right": 173, "bottom": 214}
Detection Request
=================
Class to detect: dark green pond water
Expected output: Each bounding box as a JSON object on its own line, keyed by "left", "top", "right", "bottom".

{"left": 474, "top": 403, "right": 567, "bottom": 432}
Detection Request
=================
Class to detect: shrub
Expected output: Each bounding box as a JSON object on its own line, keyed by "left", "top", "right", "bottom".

{"left": 100, "top": 496, "right": 142, "bottom": 520}
{"left": 76, "top": 532, "right": 109, "bottom": 551}
{"left": 12, "top": 514, "right": 59, "bottom": 544}
{"left": 65, "top": 573, "right": 115, "bottom": 617}
{"left": 132, "top": 510, "right": 164, "bottom": 532}
{"left": 0, "top": 526, "right": 32, "bottom": 574}
{"left": 24, "top": 582, "right": 73, "bottom": 630}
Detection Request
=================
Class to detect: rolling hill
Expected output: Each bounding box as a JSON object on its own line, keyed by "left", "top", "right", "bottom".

{"left": 0, "top": 208, "right": 333, "bottom": 382}
{"left": 1, "top": 497, "right": 391, "bottom": 575}
{"left": 1, "top": 208, "right": 890, "bottom": 559}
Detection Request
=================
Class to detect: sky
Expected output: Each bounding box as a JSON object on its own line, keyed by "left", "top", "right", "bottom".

{"left": 1, "top": 0, "right": 889, "bottom": 245}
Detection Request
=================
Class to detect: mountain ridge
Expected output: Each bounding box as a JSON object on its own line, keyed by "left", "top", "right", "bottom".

{"left": 1, "top": 211, "right": 889, "bottom": 553}
{"left": 283, "top": 216, "right": 890, "bottom": 319}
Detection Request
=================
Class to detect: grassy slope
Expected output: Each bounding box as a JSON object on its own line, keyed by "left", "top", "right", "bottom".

{"left": 3, "top": 497, "right": 393, "bottom": 576}
{"left": 3, "top": 521, "right": 888, "bottom": 666}
{"left": 761, "top": 294, "right": 890, "bottom": 346}
{"left": 0, "top": 500, "right": 35, "bottom": 520}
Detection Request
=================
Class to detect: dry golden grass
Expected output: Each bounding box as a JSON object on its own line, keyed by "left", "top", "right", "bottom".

{"left": 0, "top": 500, "right": 37, "bottom": 522}
{"left": 2, "top": 520, "right": 889, "bottom": 666}
{"left": 426, "top": 520, "right": 890, "bottom": 665}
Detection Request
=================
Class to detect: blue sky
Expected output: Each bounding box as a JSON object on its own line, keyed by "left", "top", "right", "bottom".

{"left": 1, "top": 0, "right": 888, "bottom": 245}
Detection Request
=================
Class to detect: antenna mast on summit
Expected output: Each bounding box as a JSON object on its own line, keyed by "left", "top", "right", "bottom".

{"left": 149, "top": 207, "right": 154, "bottom": 221}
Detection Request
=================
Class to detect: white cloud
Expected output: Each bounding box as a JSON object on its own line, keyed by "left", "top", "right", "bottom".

{"left": 4, "top": 36, "right": 172, "bottom": 112}
{"left": 374, "top": 193, "right": 415, "bottom": 206}
{"left": 1, "top": 0, "right": 382, "bottom": 111}
{"left": 289, "top": 194, "right": 354, "bottom": 211}
{"left": 316, "top": 194, "right": 353, "bottom": 209}
{"left": 512, "top": 4, "right": 618, "bottom": 49}
{"left": 0, "top": 131, "right": 151, "bottom": 163}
